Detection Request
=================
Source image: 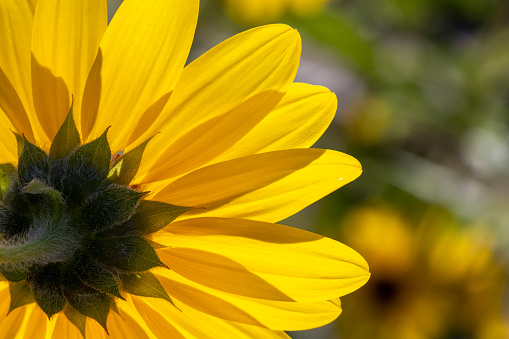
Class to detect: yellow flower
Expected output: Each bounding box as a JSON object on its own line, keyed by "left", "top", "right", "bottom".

{"left": 0, "top": 0, "right": 369, "bottom": 337}
{"left": 223, "top": 0, "right": 330, "bottom": 26}
{"left": 337, "top": 205, "right": 507, "bottom": 339}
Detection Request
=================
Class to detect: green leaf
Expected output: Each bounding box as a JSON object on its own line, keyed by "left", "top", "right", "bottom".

{"left": 109, "top": 136, "right": 154, "bottom": 185}
{"left": 125, "top": 200, "right": 191, "bottom": 235}
{"left": 67, "top": 290, "right": 111, "bottom": 333}
{"left": 31, "top": 264, "right": 66, "bottom": 319}
{"left": 64, "top": 304, "right": 87, "bottom": 339}
{"left": 81, "top": 186, "right": 145, "bottom": 233}
{"left": 49, "top": 103, "right": 81, "bottom": 160}
{"left": 17, "top": 138, "right": 48, "bottom": 185}
{"left": 0, "top": 163, "right": 15, "bottom": 201}
{"left": 8, "top": 281, "right": 35, "bottom": 314}
{"left": 74, "top": 254, "right": 124, "bottom": 300}
{"left": 122, "top": 272, "right": 175, "bottom": 306}
{"left": 99, "top": 236, "right": 167, "bottom": 272}
{"left": 0, "top": 265, "right": 30, "bottom": 282}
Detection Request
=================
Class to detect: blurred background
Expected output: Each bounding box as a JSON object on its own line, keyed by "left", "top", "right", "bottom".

{"left": 110, "top": 0, "right": 509, "bottom": 338}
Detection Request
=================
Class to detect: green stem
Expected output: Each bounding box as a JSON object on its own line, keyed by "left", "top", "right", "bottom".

{"left": 0, "top": 227, "right": 75, "bottom": 266}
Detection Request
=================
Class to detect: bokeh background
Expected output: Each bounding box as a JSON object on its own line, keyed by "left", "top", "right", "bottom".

{"left": 109, "top": 0, "right": 509, "bottom": 338}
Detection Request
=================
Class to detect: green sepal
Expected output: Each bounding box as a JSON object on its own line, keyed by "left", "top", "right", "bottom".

{"left": 81, "top": 186, "right": 146, "bottom": 233}
{"left": 64, "top": 304, "right": 87, "bottom": 339}
{"left": 122, "top": 200, "right": 191, "bottom": 235}
{"left": 0, "top": 163, "right": 16, "bottom": 201}
{"left": 23, "top": 179, "right": 64, "bottom": 210}
{"left": 49, "top": 104, "right": 81, "bottom": 160}
{"left": 110, "top": 299, "right": 120, "bottom": 316}
{"left": 63, "top": 128, "right": 111, "bottom": 202}
{"left": 74, "top": 254, "right": 124, "bottom": 300}
{"left": 31, "top": 264, "right": 66, "bottom": 319}
{"left": 8, "top": 281, "right": 35, "bottom": 314}
{"left": 0, "top": 204, "right": 31, "bottom": 237}
{"left": 99, "top": 236, "right": 167, "bottom": 272}
{"left": 12, "top": 131, "right": 25, "bottom": 158}
{"left": 67, "top": 290, "right": 111, "bottom": 333}
{"left": 0, "top": 264, "right": 30, "bottom": 282}
{"left": 122, "top": 272, "right": 175, "bottom": 306}
{"left": 108, "top": 136, "right": 154, "bottom": 185}
{"left": 17, "top": 137, "right": 49, "bottom": 185}
{"left": 71, "top": 127, "right": 111, "bottom": 177}
{"left": 148, "top": 240, "right": 167, "bottom": 250}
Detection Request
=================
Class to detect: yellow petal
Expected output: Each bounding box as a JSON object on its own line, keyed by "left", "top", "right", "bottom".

{"left": 81, "top": 0, "right": 199, "bottom": 151}
{"left": 153, "top": 217, "right": 369, "bottom": 302}
{"left": 211, "top": 83, "right": 337, "bottom": 164}
{"left": 27, "top": 0, "right": 37, "bottom": 14}
{"left": 51, "top": 313, "right": 88, "bottom": 339}
{"left": 155, "top": 268, "right": 342, "bottom": 330}
{"left": 137, "top": 24, "right": 301, "bottom": 180}
{"left": 0, "top": 66, "right": 35, "bottom": 142}
{"left": 110, "top": 299, "right": 154, "bottom": 339}
{"left": 130, "top": 296, "right": 185, "bottom": 339}
{"left": 0, "top": 111, "right": 18, "bottom": 163}
{"left": 132, "top": 296, "right": 290, "bottom": 338}
{"left": 31, "top": 0, "right": 107, "bottom": 141}
{"left": 0, "top": 1, "right": 42, "bottom": 143}
{"left": 0, "top": 283, "right": 29, "bottom": 339}
{"left": 19, "top": 306, "right": 48, "bottom": 339}
{"left": 153, "top": 149, "right": 361, "bottom": 222}
{"left": 140, "top": 90, "right": 285, "bottom": 183}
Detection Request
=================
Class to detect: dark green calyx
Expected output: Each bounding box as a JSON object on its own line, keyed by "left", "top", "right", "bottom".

{"left": 0, "top": 108, "right": 190, "bottom": 336}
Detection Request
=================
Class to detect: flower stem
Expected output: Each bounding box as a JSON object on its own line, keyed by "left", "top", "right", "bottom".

{"left": 0, "top": 226, "right": 76, "bottom": 266}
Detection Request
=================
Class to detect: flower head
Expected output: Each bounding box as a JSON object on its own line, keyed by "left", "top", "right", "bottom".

{"left": 337, "top": 205, "right": 507, "bottom": 339}
{"left": 0, "top": 0, "right": 369, "bottom": 337}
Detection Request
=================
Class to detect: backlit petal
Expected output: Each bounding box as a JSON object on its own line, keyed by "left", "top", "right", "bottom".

{"left": 0, "top": 1, "right": 39, "bottom": 143}
{"left": 132, "top": 296, "right": 290, "bottom": 338}
{"left": 138, "top": 24, "right": 301, "bottom": 182}
{"left": 155, "top": 269, "right": 342, "bottom": 330}
{"left": 51, "top": 313, "right": 87, "bottom": 339}
{"left": 0, "top": 111, "right": 18, "bottom": 163}
{"left": 153, "top": 149, "right": 361, "bottom": 222}
{"left": 139, "top": 90, "right": 285, "bottom": 182}
{"left": 81, "top": 0, "right": 199, "bottom": 151}
{"left": 31, "top": 0, "right": 107, "bottom": 141}
{"left": 211, "top": 83, "right": 337, "bottom": 164}
{"left": 110, "top": 299, "right": 155, "bottom": 339}
{"left": 153, "top": 217, "right": 369, "bottom": 302}
{"left": 19, "top": 306, "right": 48, "bottom": 339}
{"left": 0, "top": 283, "right": 30, "bottom": 339}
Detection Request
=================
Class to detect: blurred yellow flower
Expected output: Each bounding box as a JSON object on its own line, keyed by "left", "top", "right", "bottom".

{"left": 0, "top": 0, "right": 369, "bottom": 337}
{"left": 337, "top": 205, "right": 508, "bottom": 339}
{"left": 223, "top": 0, "right": 330, "bottom": 26}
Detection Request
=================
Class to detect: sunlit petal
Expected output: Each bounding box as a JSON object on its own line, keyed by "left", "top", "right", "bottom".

{"left": 31, "top": 0, "right": 107, "bottom": 141}
{"left": 154, "top": 149, "right": 361, "bottom": 222}
{"left": 81, "top": 0, "right": 199, "bottom": 151}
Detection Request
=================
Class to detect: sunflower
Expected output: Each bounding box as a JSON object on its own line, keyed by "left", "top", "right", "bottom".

{"left": 0, "top": 0, "right": 369, "bottom": 337}
{"left": 337, "top": 205, "right": 507, "bottom": 339}
{"left": 222, "top": 0, "right": 330, "bottom": 26}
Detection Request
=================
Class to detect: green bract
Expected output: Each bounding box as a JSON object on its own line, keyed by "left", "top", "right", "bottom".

{"left": 0, "top": 107, "right": 190, "bottom": 336}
